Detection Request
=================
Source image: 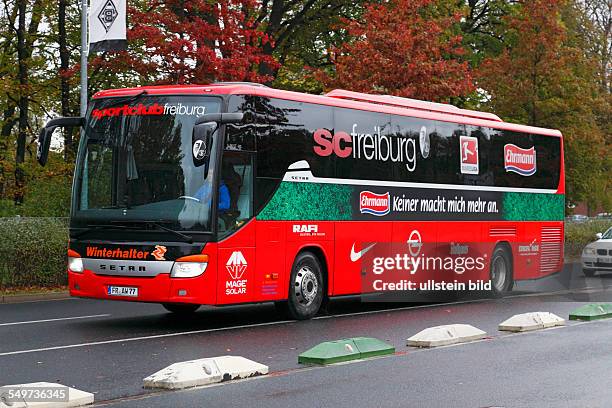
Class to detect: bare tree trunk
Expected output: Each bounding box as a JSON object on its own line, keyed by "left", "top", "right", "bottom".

{"left": 0, "top": 105, "right": 17, "bottom": 197}
{"left": 15, "top": 0, "right": 28, "bottom": 205}
{"left": 59, "top": 0, "right": 73, "bottom": 161}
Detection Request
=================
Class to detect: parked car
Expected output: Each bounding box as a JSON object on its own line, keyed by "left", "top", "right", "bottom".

{"left": 582, "top": 227, "right": 612, "bottom": 277}
{"left": 568, "top": 214, "right": 589, "bottom": 223}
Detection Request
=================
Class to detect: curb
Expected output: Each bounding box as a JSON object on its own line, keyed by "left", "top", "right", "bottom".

{"left": 0, "top": 291, "right": 70, "bottom": 304}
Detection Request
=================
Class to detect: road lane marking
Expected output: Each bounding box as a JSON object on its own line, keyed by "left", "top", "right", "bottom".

{"left": 0, "top": 286, "right": 604, "bottom": 357}
{"left": 0, "top": 319, "right": 296, "bottom": 357}
{"left": 0, "top": 314, "right": 110, "bottom": 327}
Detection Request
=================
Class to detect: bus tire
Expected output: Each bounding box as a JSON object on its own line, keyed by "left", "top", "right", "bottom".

{"left": 162, "top": 303, "right": 200, "bottom": 314}
{"left": 286, "top": 251, "right": 324, "bottom": 320}
{"left": 490, "top": 245, "right": 513, "bottom": 297}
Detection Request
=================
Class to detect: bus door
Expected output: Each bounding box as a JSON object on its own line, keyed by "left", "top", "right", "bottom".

{"left": 217, "top": 152, "right": 256, "bottom": 304}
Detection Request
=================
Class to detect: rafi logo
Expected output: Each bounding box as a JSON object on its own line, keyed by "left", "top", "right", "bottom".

{"left": 293, "top": 224, "right": 318, "bottom": 233}
{"left": 504, "top": 144, "right": 537, "bottom": 176}
{"left": 151, "top": 245, "right": 167, "bottom": 261}
{"left": 460, "top": 136, "right": 479, "bottom": 175}
{"left": 360, "top": 191, "right": 390, "bottom": 216}
{"left": 226, "top": 251, "right": 247, "bottom": 280}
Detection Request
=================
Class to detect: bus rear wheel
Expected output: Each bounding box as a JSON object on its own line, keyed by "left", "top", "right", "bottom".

{"left": 162, "top": 303, "right": 200, "bottom": 314}
{"left": 285, "top": 252, "right": 324, "bottom": 320}
{"left": 490, "top": 246, "right": 513, "bottom": 297}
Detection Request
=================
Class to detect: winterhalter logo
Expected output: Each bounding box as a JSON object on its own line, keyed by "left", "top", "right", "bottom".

{"left": 91, "top": 103, "right": 206, "bottom": 119}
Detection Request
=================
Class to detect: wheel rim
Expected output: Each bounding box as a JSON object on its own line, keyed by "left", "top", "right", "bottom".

{"left": 491, "top": 255, "right": 507, "bottom": 292}
{"left": 294, "top": 266, "right": 319, "bottom": 306}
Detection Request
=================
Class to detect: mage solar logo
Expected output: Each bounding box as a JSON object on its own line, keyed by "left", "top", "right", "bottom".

{"left": 360, "top": 191, "right": 390, "bottom": 216}
{"left": 504, "top": 144, "right": 537, "bottom": 176}
{"left": 226, "top": 251, "right": 248, "bottom": 280}
{"left": 98, "top": 0, "right": 118, "bottom": 32}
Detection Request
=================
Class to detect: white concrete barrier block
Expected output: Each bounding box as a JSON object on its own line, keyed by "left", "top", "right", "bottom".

{"left": 0, "top": 382, "right": 93, "bottom": 408}
{"left": 407, "top": 324, "right": 487, "bottom": 348}
{"left": 143, "top": 356, "right": 268, "bottom": 390}
{"left": 498, "top": 312, "right": 565, "bottom": 332}
{"left": 214, "top": 356, "right": 269, "bottom": 380}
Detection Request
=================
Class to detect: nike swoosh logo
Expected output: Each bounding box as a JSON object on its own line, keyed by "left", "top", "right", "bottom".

{"left": 350, "top": 243, "right": 377, "bottom": 262}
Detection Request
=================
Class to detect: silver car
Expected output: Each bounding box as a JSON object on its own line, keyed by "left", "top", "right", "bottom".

{"left": 582, "top": 227, "right": 612, "bottom": 276}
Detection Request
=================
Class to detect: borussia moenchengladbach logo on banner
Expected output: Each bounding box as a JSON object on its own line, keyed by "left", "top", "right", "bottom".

{"left": 98, "top": 0, "right": 119, "bottom": 32}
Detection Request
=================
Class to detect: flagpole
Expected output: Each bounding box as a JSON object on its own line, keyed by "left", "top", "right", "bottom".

{"left": 80, "top": 0, "right": 88, "bottom": 118}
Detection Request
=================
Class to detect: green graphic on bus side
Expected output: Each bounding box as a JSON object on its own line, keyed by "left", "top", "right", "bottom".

{"left": 502, "top": 192, "right": 564, "bottom": 221}
{"left": 257, "top": 182, "right": 353, "bottom": 221}
{"left": 257, "top": 181, "right": 564, "bottom": 222}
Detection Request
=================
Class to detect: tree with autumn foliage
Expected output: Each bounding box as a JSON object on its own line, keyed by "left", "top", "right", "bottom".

{"left": 88, "top": 0, "right": 278, "bottom": 85}
{"left": 320, "top": 0, "right": 474, "bottom": 102}
{"left": 477, "top": 0, "right": 610, "bottom": 211}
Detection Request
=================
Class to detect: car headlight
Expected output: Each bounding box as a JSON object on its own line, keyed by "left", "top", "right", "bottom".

{"left": 583, "top": 247, "right": 596, "bottom": 255}
{"left": 171, "top": 255, "right": 208, "bottom": 278}
{"left": 68, "top": 257, "right": 84, "bottom": 273}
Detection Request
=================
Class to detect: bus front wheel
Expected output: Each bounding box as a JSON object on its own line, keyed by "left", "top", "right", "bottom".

{"left": 162, "top": 303, "right": 200, "bottom": 314}
{"left": 490, "top": 246, "right": 513, "bottom": 297}
{"left": 285, "top": 251, "right": 324, "bottom": 320}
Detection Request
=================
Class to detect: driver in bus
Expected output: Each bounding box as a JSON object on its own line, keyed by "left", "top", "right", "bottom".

{"left": 193, "top": 179, "right": 230, "bottom": 211}
{"left": 193, "top": 161, "right": 241, "bottom": 216}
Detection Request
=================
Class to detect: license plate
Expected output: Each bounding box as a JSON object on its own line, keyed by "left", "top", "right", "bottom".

{"left": 107, "top": 286, "right": 138, "bottom": 297}
{"left": 598, "top": 257, "right": 612, "bottom": 264}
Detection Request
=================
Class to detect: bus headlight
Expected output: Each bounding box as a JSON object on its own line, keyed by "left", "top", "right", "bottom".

{"left": 171, "top": 262, "right": 207, "bottom": 278}
{"left": 68, "top": 257, "right": 84, "bottom": 273}
{"left": 170, "top": 255, "right": 209, "bottom": 278}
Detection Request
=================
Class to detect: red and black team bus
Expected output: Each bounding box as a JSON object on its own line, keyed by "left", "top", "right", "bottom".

{"left": 37, "top": 83, "right": 565, "bottom": 319}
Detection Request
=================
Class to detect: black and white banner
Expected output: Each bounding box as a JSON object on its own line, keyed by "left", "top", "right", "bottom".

{"left": 89, "top": 0, "right": 127, "bottom": 53}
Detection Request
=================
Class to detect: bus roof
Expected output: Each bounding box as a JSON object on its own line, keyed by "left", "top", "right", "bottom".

{"left": 93, "top": 83, "right": 563, "bottom": 138}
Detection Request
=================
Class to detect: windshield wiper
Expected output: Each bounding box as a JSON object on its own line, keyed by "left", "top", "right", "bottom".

{"left": 110, "top": 220, "right": 194, "bottom": 243}
{"left": 72, "top": 224, "right": 133, "bottom": 239}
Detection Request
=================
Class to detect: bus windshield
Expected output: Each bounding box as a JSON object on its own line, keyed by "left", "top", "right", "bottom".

{"left": 73, "top": 95, "right": 222, "bottom": 233}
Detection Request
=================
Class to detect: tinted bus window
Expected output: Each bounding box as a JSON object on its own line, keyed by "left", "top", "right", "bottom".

{"left": 256, "top": 97, "right": 334, "bottom": 179}
{"left": 226, "top": 95, "right": 256, "bottom": 151}
{"left": 392, "top": 116, "right": 437, "bottom": 183}
{"left": 333, "top": 108, "right": 393, "bottom": 181}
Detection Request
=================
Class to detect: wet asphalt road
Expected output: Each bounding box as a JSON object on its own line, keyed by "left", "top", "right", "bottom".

{"left": 2, "top": 261, "right": 612, "bottom": 407}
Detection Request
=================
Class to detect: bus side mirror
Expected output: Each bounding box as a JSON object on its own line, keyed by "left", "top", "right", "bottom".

{"left": 37, "top": 116, "right": 84, "bottom": 166}
{"left": 192, "top": 122, "right": 216, "bottom": 168}
{"left": 191, "top": 113, "right": 244, "bottom": 168}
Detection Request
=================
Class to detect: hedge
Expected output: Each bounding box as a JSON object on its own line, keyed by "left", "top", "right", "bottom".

{"left": 0, "top": 217, "right": 68, "bottom": 290}
{"left": 564, "top": 220, "right": 612, "bottom": 258}
{"left": 0, "top": 216, "right": 609, "bottom": 291}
